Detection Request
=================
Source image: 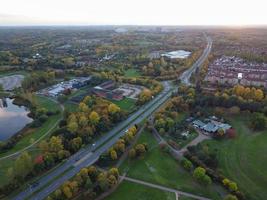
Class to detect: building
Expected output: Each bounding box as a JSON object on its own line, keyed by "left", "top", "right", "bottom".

{"left": 192, "top": 118, "right": 231, "bottom": 134}
{"left": 92, "top": 81, "right": 123, "bottom": 101}
{"left": 38, "top": 76, "right": 91, "bottom": 97}
{"left": 161, "top": 50, "right": 191, "bottom": 59}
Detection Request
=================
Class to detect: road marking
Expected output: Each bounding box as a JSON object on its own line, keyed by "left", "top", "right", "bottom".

{"left": 73, "top": 152, "right": 92, "bottom": 167}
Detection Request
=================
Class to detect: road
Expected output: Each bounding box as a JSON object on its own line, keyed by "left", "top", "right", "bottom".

{"left": 13, "top": 34, "right": 212, "bottom": 200}
{"left": 180, "top": 34, "right": 212, "bottom": 85}
{"left": 13, "top": 82, "right": 173, "bottom": 200}
{"left": 123, "top": 176, "right": 211, "bottom": 200}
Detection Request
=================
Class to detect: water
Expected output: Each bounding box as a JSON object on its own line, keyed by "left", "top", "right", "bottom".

{"left": 0, "top": 98, "right": 33, "bottom": 141}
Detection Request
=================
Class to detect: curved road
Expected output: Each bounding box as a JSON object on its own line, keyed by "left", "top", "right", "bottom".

{"left": 13, "top": 34, "right": 212, "bottom": 200}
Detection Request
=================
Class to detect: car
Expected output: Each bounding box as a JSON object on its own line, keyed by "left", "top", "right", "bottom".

{"left": 92, "top": 143, "right": 96, "bottom": 146}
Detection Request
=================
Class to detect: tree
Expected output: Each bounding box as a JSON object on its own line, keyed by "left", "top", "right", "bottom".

{"left": 54, "top": 189, "right": 62, "bottom": 199}
{"left": 78, "top": 114, "right": 88, "bottom": 127}
{"left": 85, "top": 177, "right": 93, "bottom": 189}
{"left": 110, "top": 150, "right": 118, "bottom": 160}
{"left": 135, "top": 144, "right": 146, "bottom": 157}
{"left": 250, "top": 112, "right": 266, "bottom": 130}
{"left": 70, "top": 137, "right": 83, "bottom": 152}
{"left": 254, "top": 89, "right": 264, "bottom": 101}
{"left": 193, "top": 167, "right": 206, "bottom": 180}
{"left": 89, "top": 111, "right": 100, "bottom": 125}
{"left": 193, "top": 167, "right": 212, "bottom": 186}
{"left": 13, "top": 152, "right": 33, "bottom": 181}
{"left": 129, "top": 148, "right": 136, "bottom": 159}
{"left": 67, "top": 121, "right": 78, "bottom": 133}
{"left": 78, "top": 102, "right": 89, "bottom": 112}
{"left": 138, "top": 89, "right": 152, "bottom": 104}
{"left": 97, "top": 172, "right": 109, "bottom": 191}
{"left": 62, "top": 185, "right": 72, "bottom": 199}
{"left": 108, "top": 103, "right": 120, "bottom": 114}
{"left": 224, "top": 194, "right": 238, "bottom": 200}
{"left": 181, "top": 158, "right": 193, "bottom": 171}
{"left": 107, "top": 174, "right": 117, "bottom": 186}
{"left": 228, "top": 181, "right": 238, "bottom": 192}
{"left": 108, "top": 168, "right": 119, "bottom": 179}
{"left": 49, "top": 136, "right": 64, "bottom": 153}
{"left": 202, "top": 174, "right": 212, "bottom": 186}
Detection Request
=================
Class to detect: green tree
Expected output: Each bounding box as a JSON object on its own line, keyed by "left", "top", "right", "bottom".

{"left": 13, "top": 152, "right": 33, "bottom": 181}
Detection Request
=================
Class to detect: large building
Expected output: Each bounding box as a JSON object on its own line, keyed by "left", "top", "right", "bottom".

{"left": 205, "top": 56, "right": 267, "bottom": 88}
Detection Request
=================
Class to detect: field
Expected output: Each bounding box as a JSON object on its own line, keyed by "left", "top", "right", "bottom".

{"left": 120, "top": 130, "right": 223, "bottom": 200}
{"left": 124, "top": 69, "right": 141, "bottom": 78}
{"left": 203, "top": 114, "right": 267, "bottom": 200}
{"left": 111, "top": 98, "right": 136, "bottom": 112}
{"left": 64, "top": 101, "right": 78, "bottom": 112}
{"left": 106, "top": 181, "right": 175, "bottom": 200}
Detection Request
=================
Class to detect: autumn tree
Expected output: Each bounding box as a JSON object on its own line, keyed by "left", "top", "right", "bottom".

{"left": 108, "top": 103, "right": 120, "bottom": 114}
{"left": 89, "top": 111, "right": 100, "bottom": 125}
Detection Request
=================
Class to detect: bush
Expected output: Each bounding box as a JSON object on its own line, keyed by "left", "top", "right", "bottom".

{"left": 224, "top": 194, "right": 238, "bottom": 200}
{"left": 181, "top": 158, "right": 193, "bottom": 171}
{"left": 39, "top": 114, "right": 48, "bottom": 123}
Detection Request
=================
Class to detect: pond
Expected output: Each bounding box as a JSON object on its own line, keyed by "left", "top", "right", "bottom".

{"left": 0, "top": 98, "right": 33, "bottom": 141}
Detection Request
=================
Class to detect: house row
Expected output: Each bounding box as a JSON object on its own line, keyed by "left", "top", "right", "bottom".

{"left": 205, "top": 56, "right": 267, "bottom": 88}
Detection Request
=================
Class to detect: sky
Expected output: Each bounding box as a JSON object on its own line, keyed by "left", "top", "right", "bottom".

{"left": 0, "top": 0, "right": 266, "bottom": 26}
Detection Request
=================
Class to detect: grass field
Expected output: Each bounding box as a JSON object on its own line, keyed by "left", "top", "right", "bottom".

{"left": 124, "top": 69, "right": 141, "bottom": 78}
{"left": 111, "top": 98, "right": 136, "bottom": 112}
{"left": 106, "top": 180, "right": 175, "bottom": 200}
{"left": 64, "top": 101, "right": 78, "bottom": 112}
{"left": 120, "top": 130, "right": 223, "bottom": 200}
{"left": 203, "top": 114, "right": 267, "bottom": 200}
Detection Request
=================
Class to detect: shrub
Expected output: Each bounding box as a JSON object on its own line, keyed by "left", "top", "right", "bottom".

{"left": 181, "top": 158, "right": 193, "bottom": 171}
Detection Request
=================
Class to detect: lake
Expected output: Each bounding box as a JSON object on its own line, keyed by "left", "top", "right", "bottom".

{"left": 0, "top": 98, "right": 33, "bottom": 141}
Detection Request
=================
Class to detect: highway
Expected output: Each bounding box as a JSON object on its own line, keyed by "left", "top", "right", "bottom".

{"left": 180, "top": 34, "right": 212, "bottom": 85}
{"left": 13, "top": 81, "right": 173, "bottom": 200}
{"left": 13, "top": 35, "right": 212, "bottom": 200}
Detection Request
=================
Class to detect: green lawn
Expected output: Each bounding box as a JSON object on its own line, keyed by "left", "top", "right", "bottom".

{"left": 106, "top": 180, "right": 175, "bottom": 200}
{"left": 111, "top": 98, "right": 136, "bottom": 112}
{"left": 203, "top": 114, "right": 267, "bottom": 200}
{"left": 124, "top": 69, "right": 141, "bottom": 78}
{"left": 64, "top": 101, "right": 78, "bottom": 112}
{"left": 120, "top": 131, "right": 222, "bottom": 200}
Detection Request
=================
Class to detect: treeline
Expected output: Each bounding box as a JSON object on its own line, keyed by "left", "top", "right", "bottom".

{"left": 22, "top": 71, "right": 56, "bottom": 91}
{"left": 46, "top": 167, "right": 120, "bottom": 200}
{"left": 98, "top": 126, "right": 138, "bottom": 166}
{"left": 184, "top": 146, "right": 245, "bottom": 200}
{"left": 140, "top": 50, "right": 202, "bottom": 80}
